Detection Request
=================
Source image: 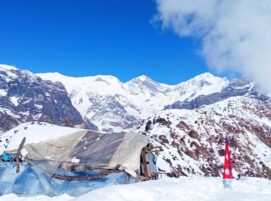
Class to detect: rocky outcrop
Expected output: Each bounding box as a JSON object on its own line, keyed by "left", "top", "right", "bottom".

{"left": 0, "top": 66, "right": 85, "bottom": 132}
{"left": 139, "top": 96, "right": 271, "bottom": 179}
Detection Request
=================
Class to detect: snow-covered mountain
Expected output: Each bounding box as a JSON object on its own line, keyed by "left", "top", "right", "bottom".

{"left": 37, "top": 72, "right": 229, "bottom": 132}
{"left": 139, "top": 96, "right": 271, "bottom": 179}
{"left": 166, "top": 77, "right": 269, "bottom": 110}
{"left": 0, "top": 65, "right": 84, "bottom": 133}
{"left": 2, "top": 64, "right": 232, "bottom": 133}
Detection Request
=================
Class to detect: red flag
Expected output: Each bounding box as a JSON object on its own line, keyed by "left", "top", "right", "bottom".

{"left": 223, "top": 137, "right": 234, "bottom": 179}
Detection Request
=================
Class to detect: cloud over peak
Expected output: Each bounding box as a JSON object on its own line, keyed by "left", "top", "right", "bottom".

{"left": 155, "top": 0, "right": 271, "bottom": 92}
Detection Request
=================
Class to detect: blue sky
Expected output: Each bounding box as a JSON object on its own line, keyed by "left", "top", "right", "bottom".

{"left": 0, "top": 0, "right": 211, "bottom": 84}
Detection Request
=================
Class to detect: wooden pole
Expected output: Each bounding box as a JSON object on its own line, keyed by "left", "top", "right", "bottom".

{"left": 142, "top": 148, "right": 149, "bottom": 178}
{"left": 51, "top": 165, "right": 121, "bottom": 181}
{"left": 16, "top": 137, "right": 26, "bottom": 173}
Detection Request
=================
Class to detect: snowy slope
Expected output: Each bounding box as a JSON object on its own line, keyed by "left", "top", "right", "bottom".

{"left": 1, "top": 176, "right": 270, "bottom": 201}
{"left": 71, "top": 177, "right": 271, "bottom": 201}
{"left": 139, "top": 96, "right": 271, "bottom": 179}
{"left": 37, "top": 72, "right": 229, "bottom": 132}
{"left": 0, "top": 122, "right": 84, "bottom": 153}
{"left": 0, "top": 194, "right": 72, "bottom": 201}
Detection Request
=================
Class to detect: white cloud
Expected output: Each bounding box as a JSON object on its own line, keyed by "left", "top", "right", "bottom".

{"left": 155, "top": 0, "right": 271, "bottom": 92}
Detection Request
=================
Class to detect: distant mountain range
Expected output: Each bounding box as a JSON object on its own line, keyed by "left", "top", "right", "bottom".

{"left": 1, "top": 64, "right": 270, "bottom": 179}
{"left": 37, "top": 70, "right": 229, "bottom": 132}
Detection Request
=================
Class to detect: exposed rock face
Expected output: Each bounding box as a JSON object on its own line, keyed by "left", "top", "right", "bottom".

{"left": 0, "top": 110, "right": 20, "bottom": 133}
{"left": 139, "top": 96, "right": 271, "bottom": 179}
{"left": 85, "top": 95, "right": 141, "bottom": 132}
{"left": 0, "top": 65, "right": 84, "bottom": 132}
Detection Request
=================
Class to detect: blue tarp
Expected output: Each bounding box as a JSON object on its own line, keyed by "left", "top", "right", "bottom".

{"left": 0, "top": 162, "right": 132, "bottom": 197}
{"left": 1, "top": 152, "right": 15, "bottom": 162}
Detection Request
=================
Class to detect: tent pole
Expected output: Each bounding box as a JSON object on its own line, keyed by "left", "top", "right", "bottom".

{"left": 16, "top": 137, "right": 26, "bottom": 173}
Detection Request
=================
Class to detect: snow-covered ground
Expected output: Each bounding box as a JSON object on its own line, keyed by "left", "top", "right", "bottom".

{"left": 0, "top": 194, "right": 72, "bottom": 201}
{"left": 0, "top": 176, "right": 270, "bottom": 201}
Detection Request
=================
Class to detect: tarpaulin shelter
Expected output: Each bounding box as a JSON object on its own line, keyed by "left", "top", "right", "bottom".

{"left": 0, "top": 130, "right": 156, "bottom": 196}
{"left": 23, "top": 130, "right": 149, "bottom": 179}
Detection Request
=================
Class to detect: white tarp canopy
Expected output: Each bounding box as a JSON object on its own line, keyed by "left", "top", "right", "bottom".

{"left": 23, "top": 130, "right": 149, "bottom": 176}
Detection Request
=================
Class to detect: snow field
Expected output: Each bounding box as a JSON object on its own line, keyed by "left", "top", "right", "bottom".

{"left": 2, "top": 176, "right": 269, "bottom": 201}
{"left": 70, "top": 176, "right": 271, "bottom": 201}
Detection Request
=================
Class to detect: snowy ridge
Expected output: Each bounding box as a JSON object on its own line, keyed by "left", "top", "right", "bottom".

{"left": 0, "top": 64, "right": 18, "bottom": 71}
{"left": 37, "top": 72, "right": 229, "bottom": 132}
{"left": 173, "top": 72, "right": 229, "bottom": 101}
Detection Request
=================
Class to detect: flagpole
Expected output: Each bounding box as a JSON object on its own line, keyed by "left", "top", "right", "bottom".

{"left": 223, "top": 136, "right": 233, "bottom": 188}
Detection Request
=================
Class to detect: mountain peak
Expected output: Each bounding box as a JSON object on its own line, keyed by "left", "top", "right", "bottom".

{"left": 128, "top": 75, "right": 157, "bottom": 84}
{"left": 0, "top": 64, "right": 18, "bottom": 71}
{"left": 136, "top": 75, "right": 150, "bottom": 81}
{"left": 184, "top": 72, "right": 229, "bottom": 86}
{"left": 193, "top": 72, "right": 221, "bottom": 80}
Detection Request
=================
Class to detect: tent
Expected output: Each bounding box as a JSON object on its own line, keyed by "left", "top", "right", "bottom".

{"left": 24, "top": 130, "right": 149, "bottom": 179}
{"left": 0, "top": 130, "right": 158, "bottom": 196}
